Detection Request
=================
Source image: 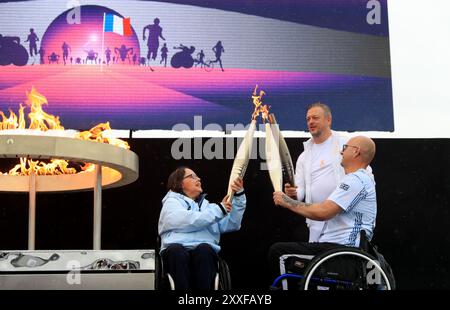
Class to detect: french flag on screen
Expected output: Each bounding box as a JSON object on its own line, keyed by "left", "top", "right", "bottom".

{"left": 104, "top": 13, "right": 132, "bottom": 36}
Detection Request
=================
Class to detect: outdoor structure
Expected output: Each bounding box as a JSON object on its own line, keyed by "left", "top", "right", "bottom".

{"left": 0, "top": 133, "right": 155, "bottom": 290}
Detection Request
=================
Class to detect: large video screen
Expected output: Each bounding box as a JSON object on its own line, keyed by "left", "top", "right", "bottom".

{"left": 0, "top": 0, "right": 393, "bottom": 131}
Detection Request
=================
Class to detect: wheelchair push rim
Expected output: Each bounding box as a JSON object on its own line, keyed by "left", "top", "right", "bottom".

{"left": 301, "top": 248, "right": 393, "bottom": 290}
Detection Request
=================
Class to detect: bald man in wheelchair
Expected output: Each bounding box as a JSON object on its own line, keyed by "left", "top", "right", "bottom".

{"left": 270, "top": 136, "right": 377, "bottom": 286}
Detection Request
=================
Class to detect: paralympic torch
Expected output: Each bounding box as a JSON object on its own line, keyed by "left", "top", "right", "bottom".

{"left": 226, "top": 87, "right": 261, "bottom": 202}
{"left": 263, "top": 109, "right": 283, "bottom": 192}
{"left": 268, "top": 113, "right": 295, "bottom": 186}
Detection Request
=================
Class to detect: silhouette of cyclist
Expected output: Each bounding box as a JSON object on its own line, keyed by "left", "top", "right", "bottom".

{"left": 0, "top": 34, "right": 21, "bottom": 46}
{"left": 0, "top": 34, "right": 28, "bottom": 66}
{"left": 171, "top": 44, "right": 195, "bottom": 68}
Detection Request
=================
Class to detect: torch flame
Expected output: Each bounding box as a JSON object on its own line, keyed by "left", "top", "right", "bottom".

{"left": 260, "top": 104, "right": 272, "bottom": 123}
{"left": 8, "top": 158, "right": 77, "bottom": 176}
{"left": 26, "top": 88, "right": 64, "bottom": 131}
{"left": 251, "top": 85, "right": 271, "bottom": 122}
{"left": 1, "top": 88, "right": 130, "bottom": 176}
{"left": 75, "top": 122, "right": 130, "bottom": 150}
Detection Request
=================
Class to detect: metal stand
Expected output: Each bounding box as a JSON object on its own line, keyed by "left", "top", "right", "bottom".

{"left": 28, "top": 171, "right": 36, "bottom": 250}
{"left": 27, "top": 166, "right": 104, "bottom": 251}
{"left": 0, "top": 135, "right": 138, "bottom": 251}
{"left": 93, "top": 165, "right": 102, "bottom": 250}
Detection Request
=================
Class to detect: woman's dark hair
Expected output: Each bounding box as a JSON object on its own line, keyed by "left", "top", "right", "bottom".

{"left": 167, "top": 166, "right": 187, "bottom": 194}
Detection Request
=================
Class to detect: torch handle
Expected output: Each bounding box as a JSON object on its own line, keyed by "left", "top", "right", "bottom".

{"left": 226, "top": 190, "right": 235, "bottom": 204}
{"left": 225, "top": 120, "right": 256, "bottom": 204}
{"left": 269, "top": 113, "right": 295, "bottom": 186}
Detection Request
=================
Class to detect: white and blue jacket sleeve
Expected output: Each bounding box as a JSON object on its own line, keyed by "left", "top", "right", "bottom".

{"left": 218, "top": 190, "right": 247, "bottom": 233}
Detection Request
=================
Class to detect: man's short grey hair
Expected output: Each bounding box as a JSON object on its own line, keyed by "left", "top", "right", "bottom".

{"left": 306, "top": 102, "right": 332, "bottom": 117}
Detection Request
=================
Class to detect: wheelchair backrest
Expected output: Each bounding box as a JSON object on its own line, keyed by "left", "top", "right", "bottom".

{"left": 360, "top": 230, "right": 396, "bottom": 289}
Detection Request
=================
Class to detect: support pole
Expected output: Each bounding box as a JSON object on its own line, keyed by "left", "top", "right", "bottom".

{"left": 93, "top": 165, "right": 102, "bottom": 250}
{"left": 101, "top": 13, "right": 105, "bottom": 71}
{"left": 28, "top": 171, "right": 36, "bottom": 250}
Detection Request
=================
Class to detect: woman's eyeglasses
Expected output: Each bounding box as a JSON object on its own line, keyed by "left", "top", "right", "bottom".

{"left": 183, "top": 173, "right": 200, "bottom": 180}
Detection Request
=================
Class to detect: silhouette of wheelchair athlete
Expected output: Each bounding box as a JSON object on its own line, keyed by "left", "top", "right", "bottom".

{"left": 85, "top": 49, "right": 98, "bottom": 64}
{"left": 115, "top": 45, "right": 133, "bottom": 64}
{"left": 0, "top": 34, "right": 29, "bottom": 66}
{"left": 170, "top": 44, "right": 195, "bottom": 69}
{"left": 47, "top": 52, "right": 60, "bottom": 64}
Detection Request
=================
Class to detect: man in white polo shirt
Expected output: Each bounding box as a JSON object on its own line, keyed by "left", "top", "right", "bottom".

{"left": 270, "top": 136, "right": 377, "bottom": 279}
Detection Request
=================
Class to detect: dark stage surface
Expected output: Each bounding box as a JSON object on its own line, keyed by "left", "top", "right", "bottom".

{"left": 0, "top": 138, "right": 449, "bottom": 289}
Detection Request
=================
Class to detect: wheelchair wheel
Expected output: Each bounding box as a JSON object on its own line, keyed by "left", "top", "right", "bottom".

{"left": 154, "top": 246, "right": 176, "bottom": 290}
{"left": 218, "top": 257, "right": 232, "bottom": 290}
{"left": 13, "top": 44, "right": 29, "bottom": 66}
{"left": 300, "top": 247, "right": 394, "bottom": 290}
{"left": 155, "top": 251, "right": 172, "bottom": 290}
{"left": 0, "top": 42, "right": 28, "bottom": 66}
{"left": 155, "top": 250, "right": 231, "bottom": 290}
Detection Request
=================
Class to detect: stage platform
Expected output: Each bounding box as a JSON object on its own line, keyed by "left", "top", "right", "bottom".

{"left": 0, "top": 249, "right": 155, "bottom": 289}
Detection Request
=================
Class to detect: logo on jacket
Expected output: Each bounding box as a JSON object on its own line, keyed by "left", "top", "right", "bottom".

{"left": 339, "top": 183, "right": 350, "bottom": 191}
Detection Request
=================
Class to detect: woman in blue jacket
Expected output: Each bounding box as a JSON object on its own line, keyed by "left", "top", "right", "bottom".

{"left": 158, "top": 166, "right": 246, "bottom": 289}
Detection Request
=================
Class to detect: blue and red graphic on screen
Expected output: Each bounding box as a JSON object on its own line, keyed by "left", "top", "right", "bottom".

{"left": 0, "top": 1, "right": 393, "bottom": 131}
{"left": 40, "top": 7, "right": 140, "bottom": 66}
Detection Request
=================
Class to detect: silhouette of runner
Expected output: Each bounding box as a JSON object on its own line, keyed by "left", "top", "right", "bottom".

{"left": 160, "top": 43, "right": 168, "bottom": 67}
{"left": 61, "top": 42, "right": 71, "bottom": 65}
{"left": 211, "top": 40, "right": 225, "bottom": 71}
{"left": 105, "top": 47, "right": 112, "bottom": 65}
{"left": 194, "top": 49, "right": 206, "bottom": 67}
{"left": 142, "top": 18, "right": 165, "bottom": 62}
{"left": 25, "top": 28, "right": 39, "bottom": 57}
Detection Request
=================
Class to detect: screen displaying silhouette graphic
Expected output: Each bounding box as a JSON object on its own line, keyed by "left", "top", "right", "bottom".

{"left": 0, "top": 0, "right": 393, "bottom": 131}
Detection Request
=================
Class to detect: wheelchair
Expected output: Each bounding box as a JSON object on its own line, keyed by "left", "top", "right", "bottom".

{"left": 154, "top": 238, "right": 232, "bottom": 290}
{"left": 272, "top": 231, "right": 396, "bottom": 290}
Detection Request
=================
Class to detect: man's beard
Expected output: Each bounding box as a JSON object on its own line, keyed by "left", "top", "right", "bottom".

{"left": 311, "top": 129, "right": 322, "bottom": 138}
